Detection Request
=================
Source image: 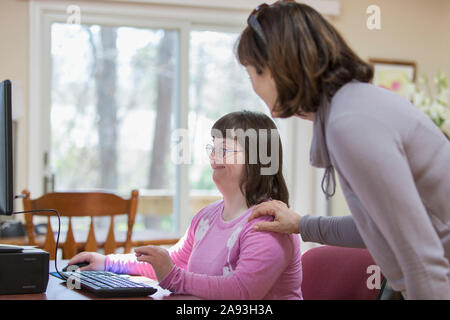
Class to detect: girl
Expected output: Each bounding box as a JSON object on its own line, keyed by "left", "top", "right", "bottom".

{"left": 69, "top": 111, "right": 302, "bottom": 300}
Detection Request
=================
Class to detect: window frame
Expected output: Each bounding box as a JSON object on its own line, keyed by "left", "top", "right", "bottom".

{"left": 29, "top": 0, "right": 331, "bottom": 237}
{"left": 29, "top": 0, "right": 257, "bottom": 236}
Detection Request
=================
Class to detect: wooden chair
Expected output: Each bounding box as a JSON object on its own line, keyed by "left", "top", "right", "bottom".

{"left": 22, "top": 189, "right": 139, "bottom": 260}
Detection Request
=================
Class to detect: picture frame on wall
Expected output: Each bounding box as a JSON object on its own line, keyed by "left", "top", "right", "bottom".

{"left": 369, "top": 59, "right": 417, "bottom": 99}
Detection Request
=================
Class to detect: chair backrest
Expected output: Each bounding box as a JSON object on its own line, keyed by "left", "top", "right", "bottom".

{"left": 301, "top": 245, "right": 383, "bottom": 300}
{"left": 22, "top": 189, "right": 139, "bottom": 260}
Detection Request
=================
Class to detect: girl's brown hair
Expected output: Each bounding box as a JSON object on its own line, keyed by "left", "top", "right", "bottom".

{"left": 237, "top": 2, "right": 373, "bottom": 118}
{"left": 211, "top": 110, "right": 289, "bottom": 208}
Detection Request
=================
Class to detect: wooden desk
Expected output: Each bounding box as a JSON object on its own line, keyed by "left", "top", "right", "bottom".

{"left": 0, "top": 260, "right": 200, "bottom": 300}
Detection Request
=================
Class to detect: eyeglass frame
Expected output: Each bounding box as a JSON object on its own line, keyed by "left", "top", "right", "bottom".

{"left": 205, "top": 144, "right": 244, "bottom": 160}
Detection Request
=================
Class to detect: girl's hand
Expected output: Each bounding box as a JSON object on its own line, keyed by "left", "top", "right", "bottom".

{"left": 134, "top": 245, "right": 174, "bottom": 282}
{"left": 67, "top": 252, "right": 106, "bottom": 271}
{"left": 248, "top": 200, "right": 302, "bottom": 234}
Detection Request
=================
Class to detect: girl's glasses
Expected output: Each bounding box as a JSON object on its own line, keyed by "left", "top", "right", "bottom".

{"left": 205, "top": 144, "right": 243, "bottom": 159}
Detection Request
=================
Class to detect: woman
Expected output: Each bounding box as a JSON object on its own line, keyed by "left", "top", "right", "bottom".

{"left": 238, "top": 1, "right": 450, "bottom": 299}
{"left": 69, "top": 111, "right": 302, "bottom": 300}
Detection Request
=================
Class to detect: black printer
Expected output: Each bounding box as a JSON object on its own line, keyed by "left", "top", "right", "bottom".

{"left": 0, "top": 246, "right": 49, "bottom": 295}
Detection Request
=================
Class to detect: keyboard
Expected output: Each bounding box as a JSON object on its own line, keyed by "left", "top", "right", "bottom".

{"left": 60, "top": 270, "right": 157, "bottom": 297}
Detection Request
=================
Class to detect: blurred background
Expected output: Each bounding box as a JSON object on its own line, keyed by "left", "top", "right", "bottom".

{"left": 0, "top": 0, "right": 449, "bottom": 252}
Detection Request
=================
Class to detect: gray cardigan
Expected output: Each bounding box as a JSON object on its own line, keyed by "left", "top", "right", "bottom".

{"left": 299, "top": 81, "right": 450, "bottom": 299}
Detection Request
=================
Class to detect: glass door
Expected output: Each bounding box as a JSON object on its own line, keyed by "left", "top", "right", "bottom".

{"left": 49, "top": 22, "right": 180, "bottom": 239}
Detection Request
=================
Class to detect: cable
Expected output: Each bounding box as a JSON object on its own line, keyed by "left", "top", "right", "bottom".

{"left": 13, "top": 209, "right": 64, "bottom": 279}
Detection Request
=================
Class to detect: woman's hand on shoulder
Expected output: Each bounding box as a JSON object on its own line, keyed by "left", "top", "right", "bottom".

{"left": 248, "top": 200, "right": 302, "bottom": 234}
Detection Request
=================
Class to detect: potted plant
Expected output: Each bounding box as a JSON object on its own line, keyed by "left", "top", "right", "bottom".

{"left": 408, "top": 71, "right": 450, "bottom": 139}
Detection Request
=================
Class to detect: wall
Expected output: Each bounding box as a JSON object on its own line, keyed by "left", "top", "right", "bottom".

{"left": 442, "top": 0, "right": 450, "bottom": 74}
{"left": 331, "top": 0, "right": 450, "bottom": 77}
{"left": 327, "top": 0, "right": 450, "bottom": 216}
{"left": 0, "top": 0, "right": 29, "bottom": 214}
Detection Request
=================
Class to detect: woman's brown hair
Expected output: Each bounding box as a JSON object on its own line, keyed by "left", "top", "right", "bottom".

{"left": 211, "top": 110, "right": 289, "bottom": 208}
{"left": 237, "top": 2, "right": 373, "bottom": 118}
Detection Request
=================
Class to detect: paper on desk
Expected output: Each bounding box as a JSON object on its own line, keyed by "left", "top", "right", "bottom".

{"left": 48, "top": 271, "right": 173, "bottom": 299}
{"left": 126, "top": 276, "right": 172, "bottom": 300}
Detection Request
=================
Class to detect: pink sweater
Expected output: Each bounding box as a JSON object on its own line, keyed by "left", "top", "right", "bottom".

{"left": 105, "top": 200, "right": 303, "bottom": 300}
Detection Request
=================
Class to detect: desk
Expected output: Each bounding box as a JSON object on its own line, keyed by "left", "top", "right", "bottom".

{"left": 0, "top": 260, "right": 200, "bottom": 300}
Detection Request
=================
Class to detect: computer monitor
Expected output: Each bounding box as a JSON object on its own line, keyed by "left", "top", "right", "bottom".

{"left": 0, "top": 79, "right": 13, "bottom": 215}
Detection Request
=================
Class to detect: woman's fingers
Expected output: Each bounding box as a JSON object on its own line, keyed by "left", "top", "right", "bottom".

{"left": 248, "top": 203, "right": 278, "bottom": 221}
{"left": 253, "top": 221, "right": 282, "bottom": 233}
{"left": 248, "top": 200, "right": 289, "bottom": 221}
{"left": 251, "top": 201, "right": 301, "bottom": 234}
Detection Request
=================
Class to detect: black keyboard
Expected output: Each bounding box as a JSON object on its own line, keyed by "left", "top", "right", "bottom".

{"left": 60, "top": 271, "right": 157, "bottom": 297}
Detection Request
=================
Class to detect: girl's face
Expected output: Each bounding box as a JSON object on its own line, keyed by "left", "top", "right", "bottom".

{"left": 209, "top": 137, "right": 246, "bottom": 193}
{"left": 246, "top": 65, "right": 278, "bottom": 115}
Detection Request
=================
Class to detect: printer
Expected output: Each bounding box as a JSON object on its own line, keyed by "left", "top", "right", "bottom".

{"left": 0, "top": 246, "right": 49, "bottom": 295}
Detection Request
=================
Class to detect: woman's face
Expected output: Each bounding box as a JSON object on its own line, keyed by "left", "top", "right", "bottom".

{"left": 246, "top": 65, "right": 316, "bottom": 121}
{"left": 209, "top": 137, "right": 246, "bottom": 193}
{"left": 246, "top": 65, "right": 278, "bottom": 115}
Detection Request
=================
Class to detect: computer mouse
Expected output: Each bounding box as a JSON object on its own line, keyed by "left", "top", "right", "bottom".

{"left": 62, "top": 262, "right": 90, "bottom": 272}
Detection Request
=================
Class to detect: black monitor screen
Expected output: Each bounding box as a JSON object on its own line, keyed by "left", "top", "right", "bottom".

{"left": 0, "top": 80, "right": 13, "bottom": 215}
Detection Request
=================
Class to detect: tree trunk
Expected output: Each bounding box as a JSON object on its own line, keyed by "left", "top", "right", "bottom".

{"left": 148, "top": 31, "right": 176, "bottom": 189}
{"left": 94, "top": 27, "right": 118, "bottom": 190}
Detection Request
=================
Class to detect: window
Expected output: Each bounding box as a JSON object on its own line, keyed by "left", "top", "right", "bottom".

{"left": 28, "top": 1, "right": 329, "bottom": 256}
{"left": 50, "top": 22, "right": 180, "bottom": 239}
{"left": 188, "top": 30, "right": 268, "bottom": 219}
{"left": 51, "top": 24, "right": 178, "bottom": 193}
{"left": 30, "top": 1, "right": 274, "bottom": 240}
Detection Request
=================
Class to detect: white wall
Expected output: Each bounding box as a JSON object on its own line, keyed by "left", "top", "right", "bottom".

{"left": 0, "top": 0, "right": 29, "bottom": 214}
